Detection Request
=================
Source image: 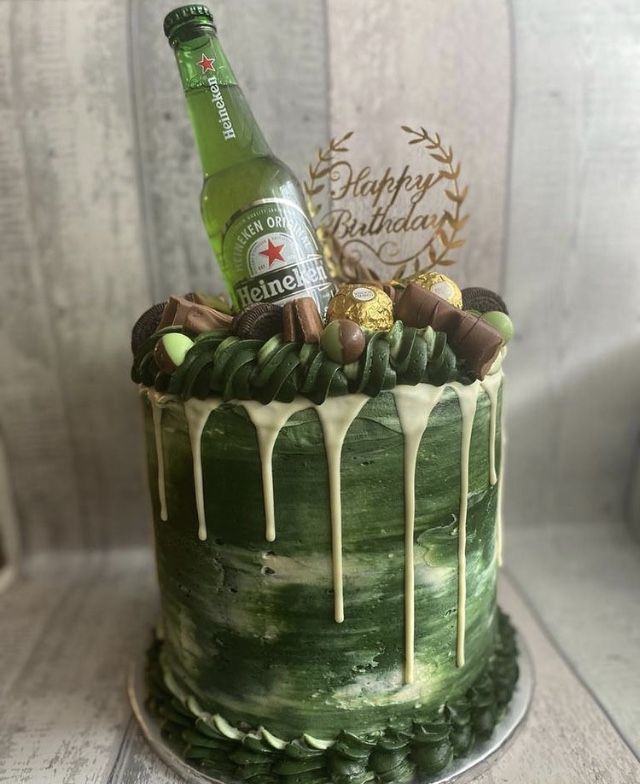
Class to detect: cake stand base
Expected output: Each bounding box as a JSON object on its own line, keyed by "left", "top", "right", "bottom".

{"left": 129, "top": 633, "right": 533, "bottom": 784}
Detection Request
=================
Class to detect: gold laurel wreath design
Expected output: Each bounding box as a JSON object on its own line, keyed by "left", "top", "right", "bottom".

{"left": 401, "top": 126, "right": 469, "bottom": 274}
{"left": 303, "top": 131, "right": 356, "bottom": 280}
{"left": 304, "top": 128, "right": 468, "bottom": 282}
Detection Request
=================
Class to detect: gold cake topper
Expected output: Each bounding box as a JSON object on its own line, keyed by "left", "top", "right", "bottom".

{"left": 304, "top": 126, "right": 469, "bottom": 283}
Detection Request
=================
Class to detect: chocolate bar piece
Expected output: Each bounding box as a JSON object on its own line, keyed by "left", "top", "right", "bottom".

{"left": 282, "top": 297, "right": 324, "bottom": 344}
{"left": 158, "top": 295, "right": 233, "bottom": 334}
{"left": 395, "top": 283, "right": 503, "bottom": 379}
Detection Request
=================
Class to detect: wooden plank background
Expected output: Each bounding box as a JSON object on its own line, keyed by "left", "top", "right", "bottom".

{"left": 0, "top": 0, "right": 638, "bottom": 556}
{"left": 504, "top": 0, "right": 640, "bottom": 527}
{"left": 0, "top": 0, "right": 511, "bottom": 553}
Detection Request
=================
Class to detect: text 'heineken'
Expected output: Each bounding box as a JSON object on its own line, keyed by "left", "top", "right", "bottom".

{"left": 164, "top": 5, "right": 335, "bottom": 313}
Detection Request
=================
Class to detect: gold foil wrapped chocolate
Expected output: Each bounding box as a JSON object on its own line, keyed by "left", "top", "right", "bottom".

{"left": 327, "top": 284, "right": 394, "bottom": 332}
{"left": 408, "top": 271, "right": 462, "bottom": 309}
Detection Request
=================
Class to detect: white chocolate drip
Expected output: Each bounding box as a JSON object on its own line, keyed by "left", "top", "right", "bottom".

{"left": 481, "top": 372, "right": 505, "bottom": 566}
{"left": 315, "top": 394, "right": 369, "bottom": 624}
{"left": 496, "top": 434, "right": 506, "bottom": 566}
{"left": 184, "top": 398, "right": 222, "bottom": 541}
{"left": 480, "top": 372, "right": 502, "bottom": 486}
{"left": 451, "top": 382, "right": 480, "bottom": 667}
{"left": 241, "top": 399, "right": 313, "bottom": 542}
{"left": 174, "top": 372, "right": 502, "bottom": 666}
{"left": 148, "top": 390, "right": 170, "bottom": 521}
{"left": 392, "top": 385, "right": 445, "bottom": 684}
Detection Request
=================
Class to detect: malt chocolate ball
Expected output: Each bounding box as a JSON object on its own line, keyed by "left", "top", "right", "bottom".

{"left": 320, "top": 319, "right": 366, "bottom": 365}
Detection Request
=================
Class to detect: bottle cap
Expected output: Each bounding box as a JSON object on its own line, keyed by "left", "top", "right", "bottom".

{"left": 164, "top": 5, "right": 216, "bottom": 42}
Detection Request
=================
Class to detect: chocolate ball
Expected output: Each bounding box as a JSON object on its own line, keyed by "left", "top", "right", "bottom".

{"left": 320, "top": 319, "right": 366, "bottom": 365}
{"left": 327, "top": 284, "right": 394, "bottom": 331}
{"left": 480, "top": 311, "right": 514, "bottom": 343}
{"left": 154, "top": 333, "right": 195, "bottom": 373}
{"left": 408, "top": 271, "right": 462, "bottom": 308}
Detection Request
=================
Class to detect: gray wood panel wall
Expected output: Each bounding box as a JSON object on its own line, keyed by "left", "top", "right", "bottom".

{"left": 504, "top": 0, "right": 640, "bottom": 527}
{"left": 2, "top": 0, "right": 636, "bottom": 556}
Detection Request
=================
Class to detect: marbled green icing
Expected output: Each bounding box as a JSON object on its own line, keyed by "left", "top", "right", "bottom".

{"left": 142, "top": 383, "right": 503, "bottom": 740}
{"left": 147, "top": 612, "right": 518, "bottom": 784}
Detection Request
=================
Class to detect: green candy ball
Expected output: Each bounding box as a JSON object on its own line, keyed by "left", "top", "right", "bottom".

{"left": 481, "top": 310, "right": 514, "bottom": 344}
{"left": 320, "top": 319, "right": 366, "bottom": 365}
{"left": 161, "top": 332, "right": 195, "bottom": 368}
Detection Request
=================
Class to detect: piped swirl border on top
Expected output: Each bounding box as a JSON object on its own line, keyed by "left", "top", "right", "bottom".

{"left": 131, "top": 320, "right": 487, "bottom": 405}
{"left": 146, "top": 611, "right": 518, "bottom": 784}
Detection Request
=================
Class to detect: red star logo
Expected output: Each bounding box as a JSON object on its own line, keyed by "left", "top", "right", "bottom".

{"left": 197, "top": 53, "right": 215, "bottom": 72}
{"left": 259, "top": 239, "right": 286, "bottom": 266}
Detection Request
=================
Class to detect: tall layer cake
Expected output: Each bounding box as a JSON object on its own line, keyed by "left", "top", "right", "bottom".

{"left": 131, "top": 281, "right": 518, "bottom": 783}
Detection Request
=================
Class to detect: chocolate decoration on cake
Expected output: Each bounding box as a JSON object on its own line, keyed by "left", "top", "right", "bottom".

{"left": 480, "top": 310, "right": 514, "bottom": 343}
{"left": 282, "top": 297, "right": 324, "bottom": 343}
{"left": 183, "top": 305, "right": 233, "bottom": 333}
{"left": 154, "top": 332, "right": 195, "bottom": 373}
{"left": 157, "top": 295, "right": 195, "bottom": 330}
{"left": 370, "top": 280, "right": 402, "bottom": 303}
{"left": 396, "top": 283, "right": 503, "bottom": 379}
{"left": 158, "top": 294, "right": 233, "bottom": 333}
{"left": 233, "top": 303, "right": 283, "bottom": 340}
{"left": 408, "top": 271, "right": 463, "bottom": 308}
{"left": 462, "top": 286, "right": 509, "bottom": 315}
{"left": 451, "top": 312, "right": 504, "bottom": 378}
{"left": 395, "top": 282, "right": 460, "bottom": 332}
{"left": 327, "top": 284, "right": 394, "bottom": 331}
{"left": 131, "top": 301, "right": 166, "bottom": 355}
{"left": 320, "top": 319, "right": 366, "bottom": 365}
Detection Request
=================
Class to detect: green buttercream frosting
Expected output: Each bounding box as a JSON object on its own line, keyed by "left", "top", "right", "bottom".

{"left": 146, "top": 613, "right": 518, "bottom": 784}
{"left": 143, "top": 381, "right": 506, "bottom": 728}
{"left": 131, "top": 321, "right": 462, "bottom": 404}
{"left": 140, "top": 330, "right": 516, "bottom": 782}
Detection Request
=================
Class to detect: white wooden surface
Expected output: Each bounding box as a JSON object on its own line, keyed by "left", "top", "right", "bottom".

{"left": 0, "top": 549, "right": 638, "bottom": 784}
{"left": 0, "top": 0, "right": 511, "bottom": 554}
{"left": 506, "top": 519, "right": 640, "bottom": 753}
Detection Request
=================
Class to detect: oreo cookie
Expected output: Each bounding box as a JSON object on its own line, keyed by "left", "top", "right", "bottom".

{"left": 461, "top": 287, "right": 509, "bottom": 315}
{"left": 131, "top": 301, "right": 166, "bottom": 355}
{"left": 233, "top": 303, "right": 284, "bottom": 340}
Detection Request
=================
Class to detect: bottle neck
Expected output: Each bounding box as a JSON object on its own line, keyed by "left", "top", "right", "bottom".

{"left": 172, "top": 28, "right": 272, "bottom": 177}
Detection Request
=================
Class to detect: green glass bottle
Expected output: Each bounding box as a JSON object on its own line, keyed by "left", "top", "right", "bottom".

{"left": 164, "top": 5, "right": 334, "bottom": 313}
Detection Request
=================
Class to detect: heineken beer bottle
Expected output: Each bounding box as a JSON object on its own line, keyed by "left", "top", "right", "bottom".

{"left": 164, "top": 5, "right": 335, "bottom": 313}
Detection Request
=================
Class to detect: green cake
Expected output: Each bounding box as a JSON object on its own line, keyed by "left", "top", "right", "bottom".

{"left": 131, "top": 282, "right": 518, "bottom": 783}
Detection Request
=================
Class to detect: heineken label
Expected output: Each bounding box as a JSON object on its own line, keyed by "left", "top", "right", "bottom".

{"left": 223, "top": 199, "right": 335, "bottom": 313}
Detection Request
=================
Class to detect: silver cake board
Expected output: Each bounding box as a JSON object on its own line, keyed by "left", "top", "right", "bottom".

{"left": 129, "top": 634, "right": 533, "bottom": 784}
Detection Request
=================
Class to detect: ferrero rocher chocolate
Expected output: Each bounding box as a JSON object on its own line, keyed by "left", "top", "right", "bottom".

{"left": 370, "top": 280, "right": 404, "bottom": 303}
{"left": 409, "top": 271, "right": 463, "bottom": 309}
{"left": 327, "top": 284, "right": 394, "bottom": 332}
